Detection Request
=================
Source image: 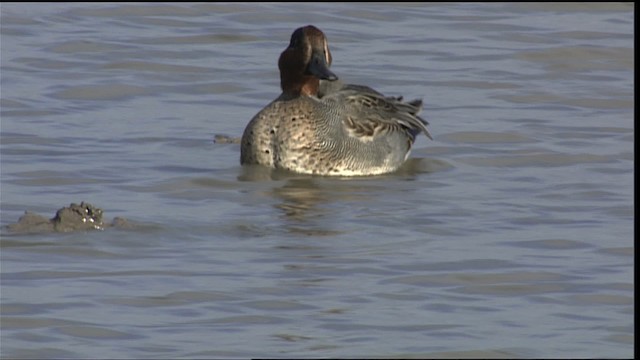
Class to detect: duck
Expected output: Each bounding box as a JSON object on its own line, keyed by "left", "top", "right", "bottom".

{"left": 240, "top": 25, "right": 432, "bottom": 176}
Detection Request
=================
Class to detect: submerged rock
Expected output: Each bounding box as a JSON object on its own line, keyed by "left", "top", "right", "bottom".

{"left": 5, "top": 202, "right": 131, "bottom": 234}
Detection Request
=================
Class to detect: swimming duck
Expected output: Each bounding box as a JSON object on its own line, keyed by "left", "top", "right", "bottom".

{"left": 240, "top": 25, "right": 432, "bottom": 176}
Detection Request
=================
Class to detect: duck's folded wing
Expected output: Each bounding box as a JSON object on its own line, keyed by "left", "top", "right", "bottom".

{"left": 338, "top": 90, "right": 433, "bottom": 141}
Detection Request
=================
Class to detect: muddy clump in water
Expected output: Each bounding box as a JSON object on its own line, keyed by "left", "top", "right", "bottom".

{"left": 5, "top": 202, "right": 132, "bottom": 234}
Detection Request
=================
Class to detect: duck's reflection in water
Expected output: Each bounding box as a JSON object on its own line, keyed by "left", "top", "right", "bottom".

{"left": 237, "top": 156, "right": 448, "bottom": 237}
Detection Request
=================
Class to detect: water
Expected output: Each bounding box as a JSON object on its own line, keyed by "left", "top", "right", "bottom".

{"left": 0, "top": 3, "right": 633, "bottom": 358}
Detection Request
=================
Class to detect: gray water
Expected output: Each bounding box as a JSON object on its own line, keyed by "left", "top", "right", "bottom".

{"left": 0, "top": 3, "right": 634, "bottom": 359}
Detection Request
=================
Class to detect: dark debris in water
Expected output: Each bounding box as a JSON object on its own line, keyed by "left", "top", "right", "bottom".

{"left": 4, "top": 202, "right": 133, "bottom": 234}
{"left": 213, "top": 134, "right": 241, "bottom": 144}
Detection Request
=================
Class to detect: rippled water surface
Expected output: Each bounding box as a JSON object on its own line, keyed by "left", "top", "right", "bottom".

{"left": 0, "top": 3, "right": 634, "bottom": 358}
